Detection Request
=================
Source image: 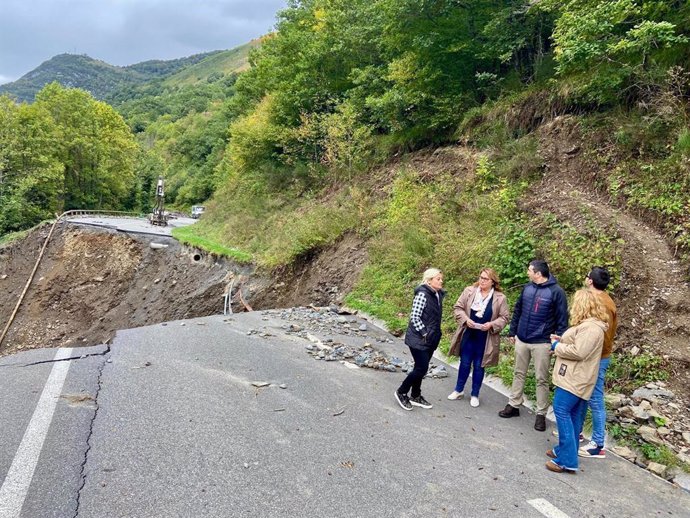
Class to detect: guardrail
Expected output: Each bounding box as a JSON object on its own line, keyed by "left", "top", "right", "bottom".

{"left": 62, "top": 209, "right": 144, "bottom": 219}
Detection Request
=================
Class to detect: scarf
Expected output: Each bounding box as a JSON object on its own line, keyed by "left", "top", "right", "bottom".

{"left": 470, "top": 287, "right": 494, "bottom": 319}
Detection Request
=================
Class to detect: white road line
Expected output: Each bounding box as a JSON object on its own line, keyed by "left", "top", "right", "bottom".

{"left": 0, "top": 348, "right": 73, "bottom": 518}
{"left": 528, "top": 498, "right": 572, "bottom": 518}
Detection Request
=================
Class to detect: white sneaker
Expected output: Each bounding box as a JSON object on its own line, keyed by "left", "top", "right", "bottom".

{"left": 447, "top": 390, "right": 464, "bottom": 400}
{"left": 470, "top": 396, "right": 479, "bottom": 407}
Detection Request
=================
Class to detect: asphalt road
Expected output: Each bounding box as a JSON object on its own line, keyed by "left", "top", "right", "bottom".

{"left": 65, "top": 215, "right": 197, "bottom": 237}
{"left": 1, "top": 312, "right": 688, "bottom": 518}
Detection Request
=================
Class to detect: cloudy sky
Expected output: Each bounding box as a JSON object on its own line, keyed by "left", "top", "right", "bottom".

{"left": 0, "top": 0, "right": 287, "bottom": 85}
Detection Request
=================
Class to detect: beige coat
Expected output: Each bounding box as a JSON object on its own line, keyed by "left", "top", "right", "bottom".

{"left": 552, "top": 318, "right": 607, "bottom": 400}
{"left": 448, "top": 286, "right": 510, "bottom": 367}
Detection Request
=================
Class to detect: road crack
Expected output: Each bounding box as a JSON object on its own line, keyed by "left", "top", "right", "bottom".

{"left": 73, "top": 345, "right": 110, "bottom": 518}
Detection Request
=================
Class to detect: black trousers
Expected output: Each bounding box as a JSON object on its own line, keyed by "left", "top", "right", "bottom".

{"left": 398, "top": 346, "right": 433, "bottom": 398}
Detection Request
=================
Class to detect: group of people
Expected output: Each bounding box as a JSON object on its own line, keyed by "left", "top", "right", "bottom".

{"left": 393, "top": 260, "right": 618, "bottom": 474}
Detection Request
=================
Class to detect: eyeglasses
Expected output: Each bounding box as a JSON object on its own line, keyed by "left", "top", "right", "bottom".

{"left": 479, "top": 276, "right": 491, "bottom": 281}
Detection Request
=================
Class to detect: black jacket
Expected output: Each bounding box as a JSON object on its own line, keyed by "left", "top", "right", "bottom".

{"left": 404, "top": 284, "right": 446, "bottom": 351}
{"left": 509, "top": 275, "right": 568, "bottom": 344}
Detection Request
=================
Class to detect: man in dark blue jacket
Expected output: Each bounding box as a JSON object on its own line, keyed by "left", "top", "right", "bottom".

{"left": 498, "top": 259, "right": 568, "bottom": 431}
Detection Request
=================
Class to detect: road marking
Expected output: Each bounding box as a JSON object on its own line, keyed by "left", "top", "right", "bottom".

{"left": 0, "top": 348, "right": 73, "bottom": 518}
{"left": 528, "top": 498, "right": 572, "bottom": 518}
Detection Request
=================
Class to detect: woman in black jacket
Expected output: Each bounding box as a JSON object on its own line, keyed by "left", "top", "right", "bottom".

{"left": 395, "top": 268, "right": 445, "bottom": 411}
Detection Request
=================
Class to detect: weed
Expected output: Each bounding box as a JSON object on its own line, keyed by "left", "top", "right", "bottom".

{"left": 171, "top": 226, "right": 252, "bottom": 263}
{"left": 606, "top": 352, "right": 670, "bottom": 393}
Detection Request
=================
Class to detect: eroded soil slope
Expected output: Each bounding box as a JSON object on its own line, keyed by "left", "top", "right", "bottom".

{"left": 533, "top": 116, "right": 690, "bottom": 402}
{"left": 0, "top": 223, "right": 367, "bottom": 356}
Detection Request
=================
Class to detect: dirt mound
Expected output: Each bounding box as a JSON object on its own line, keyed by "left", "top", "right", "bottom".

{"left": 0, "top": 224, "right": 366, "bottom": 356}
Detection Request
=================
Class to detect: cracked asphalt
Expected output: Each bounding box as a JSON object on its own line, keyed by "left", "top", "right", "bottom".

{"left": 1, "top": 312, "right": 689, "bottom": 517}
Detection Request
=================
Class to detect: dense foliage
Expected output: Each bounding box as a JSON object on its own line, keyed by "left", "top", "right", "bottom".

{"left": 0, "top": 83, "right": 138, "bottom": 233}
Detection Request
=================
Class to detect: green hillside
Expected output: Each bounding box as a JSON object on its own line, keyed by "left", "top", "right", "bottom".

{"left": 162, "top": 40, "right": 259, "bottom": 87}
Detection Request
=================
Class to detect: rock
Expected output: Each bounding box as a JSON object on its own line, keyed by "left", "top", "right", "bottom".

{"left": 605, "top": 393, "right": 626, "bottom": 409}
{"left": 251, "top": 381, "right": 270, "bottom": 388}
{"left": 629, "top": 346, "right": 641, "bottom": 356}
{"left": 611, "top": 446, "right": 637, "bottom": 462}
{"left": 638, "top": 400, "right": 652, "bottom": 411}
{"left": 647, "top": 462, "right": 667, "bottom": 477}
{"left": 631, "top": 406, "right": 650, "bottom": 422}
{"left": 638, "top": 425, "right": 664, "bottom": 445}
{"left": 0, "top": 274, "right": 7, "bottom": 280}
{"left": 358, "top": 323, "right": 368, "bottom": 332}
{"left": 632, "top": 387, "right": 675, "bottom": 401}
{"left": 428, "top": 365, "right": 448, "bottom": 378}
{"left": 682, "top": 432, "right": 690, "bottom": 444}
{"left": 279, "top": 384, "right": 287, "bottom": 389}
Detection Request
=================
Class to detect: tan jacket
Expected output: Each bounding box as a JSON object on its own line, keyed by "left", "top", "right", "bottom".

{"left": 448, "top": 286, "right": 510, "bottom": 367}
{"left": 552, "top": 318, "right": 607, "bottom": 400}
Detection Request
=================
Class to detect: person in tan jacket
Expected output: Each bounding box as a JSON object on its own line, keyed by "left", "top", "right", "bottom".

{"left": 447, "top": 268, "right": 510, "bottom": 407}
{"left": 545, "top": 289, "right": 608, "bottom": 474}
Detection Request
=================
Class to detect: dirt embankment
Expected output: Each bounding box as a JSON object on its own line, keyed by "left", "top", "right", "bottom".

{"left": 532, "top": 116, "right": 690, "bottom": 402}
{"left": 0, "top": 223, "right": 367, "bottom": 356}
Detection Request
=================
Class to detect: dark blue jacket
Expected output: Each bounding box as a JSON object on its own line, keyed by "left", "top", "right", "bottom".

{"left": 509, "top": 275, "right": 568, "bottom": 344}
{"left": 404, "top": 284, "right": 446, "bottom": 351}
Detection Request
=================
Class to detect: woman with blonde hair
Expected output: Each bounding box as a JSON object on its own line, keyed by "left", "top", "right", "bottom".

{"left": 395, "top": 268, "right": 446, "bottom": 411}
{"left": 447, "top": 268, "right": 510, "bottom": 407}
{"left": 546, "top": 289, "right": 609, "bottom": 473}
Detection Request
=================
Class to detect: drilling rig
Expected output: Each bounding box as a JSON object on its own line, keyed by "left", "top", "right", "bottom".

{"left": 149, "top": 176, "right": 168, "bottom": 226}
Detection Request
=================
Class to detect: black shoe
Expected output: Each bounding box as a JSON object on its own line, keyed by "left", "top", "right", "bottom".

{"left": 534, "top": 414, "right": 546, "bottom": 431}
{"left": 410, "top": 395, "right": 433, "bottom": 409}
{"left": 498, "top": 404, "right": 520, "bottom": 418}
{"left": 395, "top": 391, "right": 413, "bottom": 411}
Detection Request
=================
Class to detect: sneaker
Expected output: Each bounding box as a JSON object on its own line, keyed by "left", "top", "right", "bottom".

{"left": 470, "top": 396, "right": 479, "bottom": 407}
{"left": 498, "top": 404, "right": 520, "bottom": 418}
{"left": 579, "top": 441, "right": 606, "bottom": 458}
{"left": 410, "top": 395, "right": 433, "bottom": 409}
{"left": 534, "top": 414, "right": 546, "bottom": 431}
{"left": 394, "top": 391, "right": 413, "bottom": 411}
{"left": 447, "top": 390, "right": 464, "bottom": 400}
{"left": 545, "top": 460, "right": 575, "bottom": 474}
{"left": 546, "top": 449, "right": 556, "bottom": 459}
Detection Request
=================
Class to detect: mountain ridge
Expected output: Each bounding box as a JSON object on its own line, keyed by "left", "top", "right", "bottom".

{"left": 0, "top": 50, "right": 225, "bottom": 102}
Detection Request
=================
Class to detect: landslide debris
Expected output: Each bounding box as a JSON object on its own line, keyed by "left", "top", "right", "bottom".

{"left": 0, "top": 223, "right": 367, "bottom": 357}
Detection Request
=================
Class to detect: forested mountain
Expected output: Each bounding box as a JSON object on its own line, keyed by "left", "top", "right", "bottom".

{"left": 0, "top": 50, "right": 222, "bottom": 103}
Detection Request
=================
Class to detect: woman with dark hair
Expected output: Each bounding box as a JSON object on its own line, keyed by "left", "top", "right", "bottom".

{"left": 395, "top": 268, "right": 445, "bottom": 411}
{"left": 546, "top": 289, "right": 608, "bottom": 473}
{"left": 447, "top": 268, "right": 510, "bottom": 407}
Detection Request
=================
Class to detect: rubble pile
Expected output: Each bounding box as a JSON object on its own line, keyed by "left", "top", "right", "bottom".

{"left": 265, "top": 306, "right": 449, "bottom": 378}
{"left": 607, "top": 381, "right": 690, "bottom": 488}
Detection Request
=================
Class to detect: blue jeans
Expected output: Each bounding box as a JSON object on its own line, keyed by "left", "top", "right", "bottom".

{"left": 586, "top": 358, "right": 610, "bottom": 446}
{"left": 455, "top": 340, "right": 485, "bottom": 397}
{"left": 553, "top": 387, "right": 588, "bottom": 471}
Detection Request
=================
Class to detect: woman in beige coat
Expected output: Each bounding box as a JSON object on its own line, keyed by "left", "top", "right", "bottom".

{"left": 546, "top": 289, "right": 608, "bottom": 473}
{"left": 447, "top": 268, "right": 510, "bottom": 407}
